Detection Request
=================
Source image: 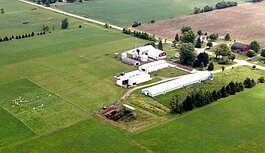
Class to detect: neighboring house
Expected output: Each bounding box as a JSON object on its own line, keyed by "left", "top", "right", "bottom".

{"left": 231, "top": 42, "right": 250, "bottom": 53}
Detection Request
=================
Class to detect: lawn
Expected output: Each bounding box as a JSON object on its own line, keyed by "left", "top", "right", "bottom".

{"left": 133, "top": 84, "right": 265, "bottom": 153}
{"left": 56, "top": 0, "right": 247, "bottom": 27}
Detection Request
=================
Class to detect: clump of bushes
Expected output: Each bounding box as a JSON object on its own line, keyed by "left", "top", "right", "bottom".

{"left": 132, "top": 21, "right": 141, "bottom": 27}
{"left": 193, "top": 1, "right": 238, "bottom": 14}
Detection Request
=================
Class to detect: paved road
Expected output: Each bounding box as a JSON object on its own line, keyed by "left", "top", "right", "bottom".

{"left": 19, "top": 0, "right": 124, "bottom": 31}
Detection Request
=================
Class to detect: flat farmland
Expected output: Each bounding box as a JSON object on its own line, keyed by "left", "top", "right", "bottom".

{"left": 133, "top": 84, "right": 265, "bottom": 153}
{"left": 136, "top": 2, "right": 265, "bottom": 46}
{"left": 57, "top": 0, "right": 246, "bottom": 27}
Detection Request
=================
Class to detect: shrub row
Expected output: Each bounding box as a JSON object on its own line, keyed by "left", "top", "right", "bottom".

{"left": 0, "top": 31, "right": 47, "bottom": 43}
{"left": 171, "top": 77, "right": 264, "bottom": 114}
{"left": 122, "top": 28, "right": 156, "bottom": 41}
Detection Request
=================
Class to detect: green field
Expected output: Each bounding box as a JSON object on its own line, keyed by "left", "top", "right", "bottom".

{"left": 57, "top": 0, "right": 247, "bottom": 26}
{"left": 133, "top": 84, "right": 265, "bottom": 153}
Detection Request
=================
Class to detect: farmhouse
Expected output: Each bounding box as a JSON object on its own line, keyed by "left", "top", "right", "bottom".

{"left": 116, "top": 70, "right": 151, "bottom": 87}
{"left": 131, "top": 45, "right": 167, "bottom": 60}
{"left": 139, "top": 60, "right": 169, "bottom": 73}
{"left": 231, "top": 42, "right": 250, "bottom": 53}
{"left": 142, "top": 71, "right": 213, "bottom": 97}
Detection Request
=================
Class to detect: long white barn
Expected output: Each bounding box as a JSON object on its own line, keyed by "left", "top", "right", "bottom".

{"left": 142, "top": 71, "right": 213, "bottom": 97}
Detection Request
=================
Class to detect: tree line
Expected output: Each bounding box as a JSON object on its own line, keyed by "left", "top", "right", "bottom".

{"left": 171, "top": 77, "right": 264, "bottom": 114}
{"left": 122, "top": 28, "right": 156, "bottom": 41}
{"left": 0, "top": 32, "right": 47, "bottom": 43}
{"left": 193, "top": 1, "right": 238, "bottom": 14}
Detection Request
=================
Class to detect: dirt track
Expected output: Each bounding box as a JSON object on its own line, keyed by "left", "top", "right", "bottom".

{"left": 136, "top": 2, "right": 265, "bottom": 46}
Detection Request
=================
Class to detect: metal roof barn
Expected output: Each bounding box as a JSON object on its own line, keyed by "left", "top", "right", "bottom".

{"left": 142, "top": 71, "right": 213, "bottom": 97}
{"left": 122, "top": 58, "right": 140, "bottom": 66}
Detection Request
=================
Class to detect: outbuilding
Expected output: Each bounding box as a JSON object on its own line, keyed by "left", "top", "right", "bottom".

{"left": 116, "top": 70, "right": 151, "bottom": 87}
{"left": 142, "top": 71, "right": 213, "bottom": 97}
{"left": 122, "top": 58, "right": 140, "bottom": 66}
{"left": 231, "top": 42, "right": 250, "bottom": 53}
{"left": 139, "top": 60, "right": 169, "bottom": 73}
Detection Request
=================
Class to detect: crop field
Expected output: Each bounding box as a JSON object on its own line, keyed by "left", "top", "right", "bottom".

{"left": 56, "top": 0, "right": 246, "bottom": 27}
{"left": 136, "top": 2, "right": 265, "bottom": 46}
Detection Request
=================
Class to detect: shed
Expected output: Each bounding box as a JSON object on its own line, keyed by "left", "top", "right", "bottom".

{"left": 122, "top": 58, "right": 140, "bottom": 66}
{"left": 139, "top": 60, "right": 169, "bottom": 73}
{"left": 231, "top": 42, "right": 250, "bottom": 53}
{"left": 142, "top": 71, "right": 213, "bottom": 97}
{"left": 116, "top": 70, "right": 151, "bottom": 87}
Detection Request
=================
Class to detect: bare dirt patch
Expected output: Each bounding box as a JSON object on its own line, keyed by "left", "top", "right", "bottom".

{"left": 136, "top": 2, "right": 265, "bottom": 46}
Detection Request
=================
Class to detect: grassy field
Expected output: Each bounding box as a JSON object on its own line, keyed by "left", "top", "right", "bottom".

{"left": 133, "top": 84, "right": 265, "bottom": 153}
{"left": 2, "top": 0, "right": 265, "bottom": 152}
{"left": 1, "top": 118, "right": 146, "bottom": 153}
{"left": 0, "top": 107, "right": 35, "bottom": 147}
{"left": 0, "top": 78, "right": 88, "bottom": 133}
{"left": 56, "top": 0, "right": 246, "bottom": 26}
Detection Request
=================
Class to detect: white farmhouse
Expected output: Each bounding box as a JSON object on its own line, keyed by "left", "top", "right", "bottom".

{"left": 131, "top": 45, "right": 167, "bottom": 61}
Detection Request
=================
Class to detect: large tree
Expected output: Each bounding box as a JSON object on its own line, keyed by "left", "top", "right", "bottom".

{"left": 179, "top": 43, "right": 196, "bottom": 65}
{"left": 180, "top": 30, "right": 196, "bottom": 44}
{"left": 261, "top": 49, "right": 265, "bottom": 58}
{"left": 249, "top": 40, "right": 261, "bottom": 53}
{"left": 214, "top": 44, "right": 231, "bottom": 58}
{"left": 61, "top": 18, "right": 69, "bottom": 29}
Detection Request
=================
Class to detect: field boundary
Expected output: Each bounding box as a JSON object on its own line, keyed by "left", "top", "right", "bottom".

{"left": 0, "top": 105, "right": 37, "bottom": 134}
{"left": 25, "top": 77, "right": 89, "bottom": 114}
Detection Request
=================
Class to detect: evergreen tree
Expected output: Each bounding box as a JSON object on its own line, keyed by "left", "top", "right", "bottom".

{"left": 170, "top": 95, "right": 182, "bottom": 114}
{"left": 224, "top": 33, "right": 231, "bottom": 41}
{"left": 207, "top": 62, "right": 214, "bottom": 71}
{"left": 158, "top": 40, "right": 163, "bottom": 50}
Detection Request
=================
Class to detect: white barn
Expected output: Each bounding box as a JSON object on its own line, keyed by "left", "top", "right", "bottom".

{"left": 131, "top": 45, "right": 167, "bottom": 61}
{"left": 142, "top": 71, "right": 214, "bottom": 97}
{"left": 116, "top": 70, "right": 151, "bottom": 87}
{"left": 139, "top": 60, "right": 169, "bottom": 73}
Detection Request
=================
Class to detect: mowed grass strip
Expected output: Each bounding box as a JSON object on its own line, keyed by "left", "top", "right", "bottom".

{"left": 0, "top": 107, "right": 35, "bottom": 147}
{"left": 1, "top": 118, "right": 146, "bottom": 153}
{"left": 133, "top": 85, "right": 265, "bottom": 153}
{"left": 0, "top": 78, "right": 88, "bottom": 133}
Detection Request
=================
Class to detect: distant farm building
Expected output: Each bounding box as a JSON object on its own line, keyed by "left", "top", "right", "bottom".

{"left": 122, "top": 58, "right": 140, "bottom": 66}
{"left": 130, "top": 45, "right": 167, "bottom": 61}
{"left": 139, "top": 60, "right": 169, "bottom": 73}
{"left": 116, "top": 70, "right": 151, "bottom": 87}
{"left": 231, "top": 42, "right": 250, "bottom": 53}
{"left": 142, "top": 71, "right": 213, "bottom": 97}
